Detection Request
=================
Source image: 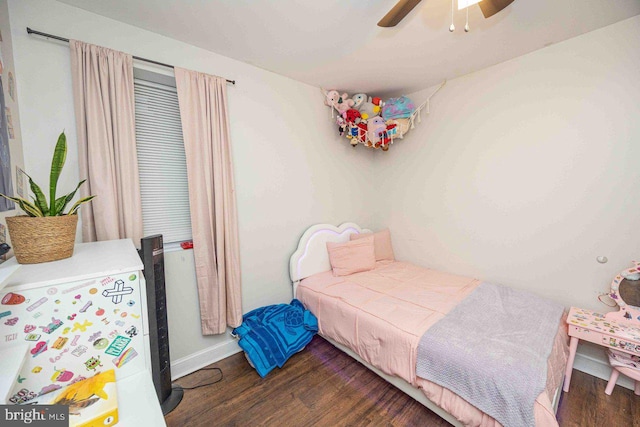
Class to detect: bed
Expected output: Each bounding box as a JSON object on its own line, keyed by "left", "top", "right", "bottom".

{"left": 289, "top": 222, "right": 569, "bottom": 427}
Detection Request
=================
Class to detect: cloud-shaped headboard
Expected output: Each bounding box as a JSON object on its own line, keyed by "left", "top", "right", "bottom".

{"left": 289, "top": 222, "right": 371, "bottom": 296}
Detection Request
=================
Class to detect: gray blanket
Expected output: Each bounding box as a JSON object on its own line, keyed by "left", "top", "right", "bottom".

{"left": 416, "top": 282, "right": 564, "bottom": 427}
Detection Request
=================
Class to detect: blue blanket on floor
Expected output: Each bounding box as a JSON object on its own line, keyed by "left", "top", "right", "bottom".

{"left": 232, "top": 299, "right": 318, "bottom": 377}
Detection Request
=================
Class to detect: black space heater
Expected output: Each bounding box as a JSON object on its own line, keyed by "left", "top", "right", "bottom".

{"left": 139, "top": 234, "right": 183, "bottom": 415}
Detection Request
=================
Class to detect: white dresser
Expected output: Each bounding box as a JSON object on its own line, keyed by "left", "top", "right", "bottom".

{"left": 0, "top": 239, "right": 165, "bottom": 426}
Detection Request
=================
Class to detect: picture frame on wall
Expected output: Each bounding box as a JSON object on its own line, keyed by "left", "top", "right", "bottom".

{"left": 15, "top": 165, "right": 25, "bottom": 198}
{"left": 0, "top": 27, "right": 16, "bottom": 212}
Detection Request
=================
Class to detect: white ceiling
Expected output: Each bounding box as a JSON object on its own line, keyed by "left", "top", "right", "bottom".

{"left": 58, "top": 0, "right": 640, "bottom": 96}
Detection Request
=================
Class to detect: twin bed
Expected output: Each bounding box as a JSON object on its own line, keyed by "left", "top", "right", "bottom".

{"left": 289, "top": 223, "right": 569, "bottom": 427}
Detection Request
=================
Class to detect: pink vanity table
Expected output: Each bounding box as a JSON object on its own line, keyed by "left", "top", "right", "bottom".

{"left": 563, "top": 307, "right": 640, "bottom": 392}
{"left": 563, "top": 261, "right": 640, "bottom": 393}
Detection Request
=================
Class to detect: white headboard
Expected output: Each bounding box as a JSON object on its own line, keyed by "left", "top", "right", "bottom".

{"left": 289, "top": 222, "right": 371, "bottom": 296}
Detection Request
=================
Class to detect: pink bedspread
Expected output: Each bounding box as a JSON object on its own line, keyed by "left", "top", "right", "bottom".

{"left": 297, "top": 261, "right": 569, "bottom": 427}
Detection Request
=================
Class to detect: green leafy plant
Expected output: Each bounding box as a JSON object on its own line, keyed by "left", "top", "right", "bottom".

{"left": 0, "top": 131, "right": 95, "bottom": 217}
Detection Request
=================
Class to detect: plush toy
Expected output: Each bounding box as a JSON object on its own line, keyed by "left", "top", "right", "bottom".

{"left": 351, "top": 93, "right": 368, "bottom": 111}
{"left": 342, "top": 108, "right": 362, "bottom": 143}
{"left": 348, "top": 132, "right": 359, "bottom": 147}
{"left": 385, "top": 123, "right": 399, "bottom": 139}
{"left": 382, "top": 96, "right": 415, "bottom": 120}
{"left": 323, "top": 89, "right": 355, "bottom": 115}
{"left": 342, "top": 108, "right": 361, "bottom": 125}
{"left": 364, "top": 117, "right": 399, "bottom": 150}
{"left": 336, "top": 115, "right": 347, "bottom": 136}
{"left": 386, "top": 118, "right": 411, "bottom": 138}
{"left": 373, "top": 97, "right": 384, "bottom": 116}
{"left": 359, "top": 96, "right": 382, "bottom": 120}
{"left": 347, "top": 125, "right": 360, "bottom": 143}
{"left": 366, "top": 116, "right": 387, "bottom": 146}
{"left": 379, "top": 123, "right": 397, "bottom": 150}
{"left": 323, "top": 89, "right": 340, "bottom": 107}
{"left": 336, "top": 94, "right": 355, "bottom": 114}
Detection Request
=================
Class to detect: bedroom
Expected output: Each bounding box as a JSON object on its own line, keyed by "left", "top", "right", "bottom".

{"left": 0, "top": 0, "right": 638, "bottom": 426}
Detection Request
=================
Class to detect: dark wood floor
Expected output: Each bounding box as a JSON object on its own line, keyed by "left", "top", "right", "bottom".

{"left": 165, "top": 336, "right": 639, "bottom": 427}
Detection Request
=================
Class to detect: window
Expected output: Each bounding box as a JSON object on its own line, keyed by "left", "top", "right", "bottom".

{"left": 133, "top": 70, "right": 192, "bottom": 244}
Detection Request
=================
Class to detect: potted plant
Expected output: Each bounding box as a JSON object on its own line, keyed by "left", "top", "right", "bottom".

{"left": 0, "top": 131, "right": 95, "bottom": 264}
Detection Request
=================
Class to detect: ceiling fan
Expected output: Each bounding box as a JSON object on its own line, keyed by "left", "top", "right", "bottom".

{"left": 377, "top": 0, "right": 515, "bottom": 27}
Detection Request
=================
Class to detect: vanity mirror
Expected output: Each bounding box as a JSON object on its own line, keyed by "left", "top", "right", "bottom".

{"left": 606, "top": 260, "right": 640, "bottom": 324}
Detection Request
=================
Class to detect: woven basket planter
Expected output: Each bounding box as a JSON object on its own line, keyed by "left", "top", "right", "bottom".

{"left": 6, "top": 215, "right": 78, "bottom": 264}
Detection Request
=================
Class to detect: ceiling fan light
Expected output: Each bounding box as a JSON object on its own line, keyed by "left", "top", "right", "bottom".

{"left": 458, "top": 0, "right": 482, "bottom": 10}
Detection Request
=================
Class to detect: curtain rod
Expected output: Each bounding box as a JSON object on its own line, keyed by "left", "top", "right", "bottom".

{"left": 26, "top": 27, "right": 236, "bottom": 85}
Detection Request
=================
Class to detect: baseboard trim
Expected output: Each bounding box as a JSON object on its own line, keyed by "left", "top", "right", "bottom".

{"left": 573, "top": 348, "right": 634, "bottom": 391}
{"left": 169, "top": 338, "right": 636, "bottom": 391}
{"left": 170, "top": 337, "right": 242, "bottom": 381}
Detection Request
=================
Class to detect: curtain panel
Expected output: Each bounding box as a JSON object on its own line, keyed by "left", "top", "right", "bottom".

{"left": 70, "top": 40, "right": 143, "bottom": 245}
{"left": 174, "top": 67, "right": 242, "bottom": 334}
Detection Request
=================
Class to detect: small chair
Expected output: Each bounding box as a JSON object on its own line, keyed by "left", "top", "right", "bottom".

{"left": 602, "top": 263, "right": 640, "bottom": 396}
{"left": 604, "top": 348, "right": 640, "bottom": 396}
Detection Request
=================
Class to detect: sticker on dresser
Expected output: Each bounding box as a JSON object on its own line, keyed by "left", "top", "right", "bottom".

{"left": 0, "top": 243, "right": 147, "bottom": 405}
{"left": 102, "top": 279, "right": 134, "bottom": 304}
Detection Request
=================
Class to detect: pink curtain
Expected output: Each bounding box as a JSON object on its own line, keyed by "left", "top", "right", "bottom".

{"left": 174, "top": 67, "right": 242, "bottom": 334}
{"left": 70, "top": 40, "right": 143, "bottom": 245}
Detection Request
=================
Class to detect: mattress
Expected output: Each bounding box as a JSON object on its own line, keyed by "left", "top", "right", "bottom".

{"left": 296, "top": 260, "right": 569, "bottom": 427}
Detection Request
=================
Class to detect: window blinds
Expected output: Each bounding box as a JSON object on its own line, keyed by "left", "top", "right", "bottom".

{"left": 134, "top": 78, "right": 192, "bottom": 244}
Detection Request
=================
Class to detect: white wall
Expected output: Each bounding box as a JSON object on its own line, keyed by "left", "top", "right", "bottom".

{"left": 8, "top": 0, "right": 375, "bottom": 363}
{"left": 373, "top": 16, "right": 640, "bottom": 382}
{"left": 374, "top": 15, "right": 640, "bottom": 311}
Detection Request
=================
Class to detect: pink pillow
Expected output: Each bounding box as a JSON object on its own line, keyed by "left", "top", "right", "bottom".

{"left": 350, "top": 229, "right": 395, "bottom": 261}
{"left": 326, "top": 235, "right": 376, "bottom": 277}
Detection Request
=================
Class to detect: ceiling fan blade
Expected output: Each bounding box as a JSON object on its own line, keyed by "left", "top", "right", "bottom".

{"left": 478, "top": 0, "right": 515, "bottom": 18}
{"left": 377, "top": 0, "right": 423, "bottom": 27}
